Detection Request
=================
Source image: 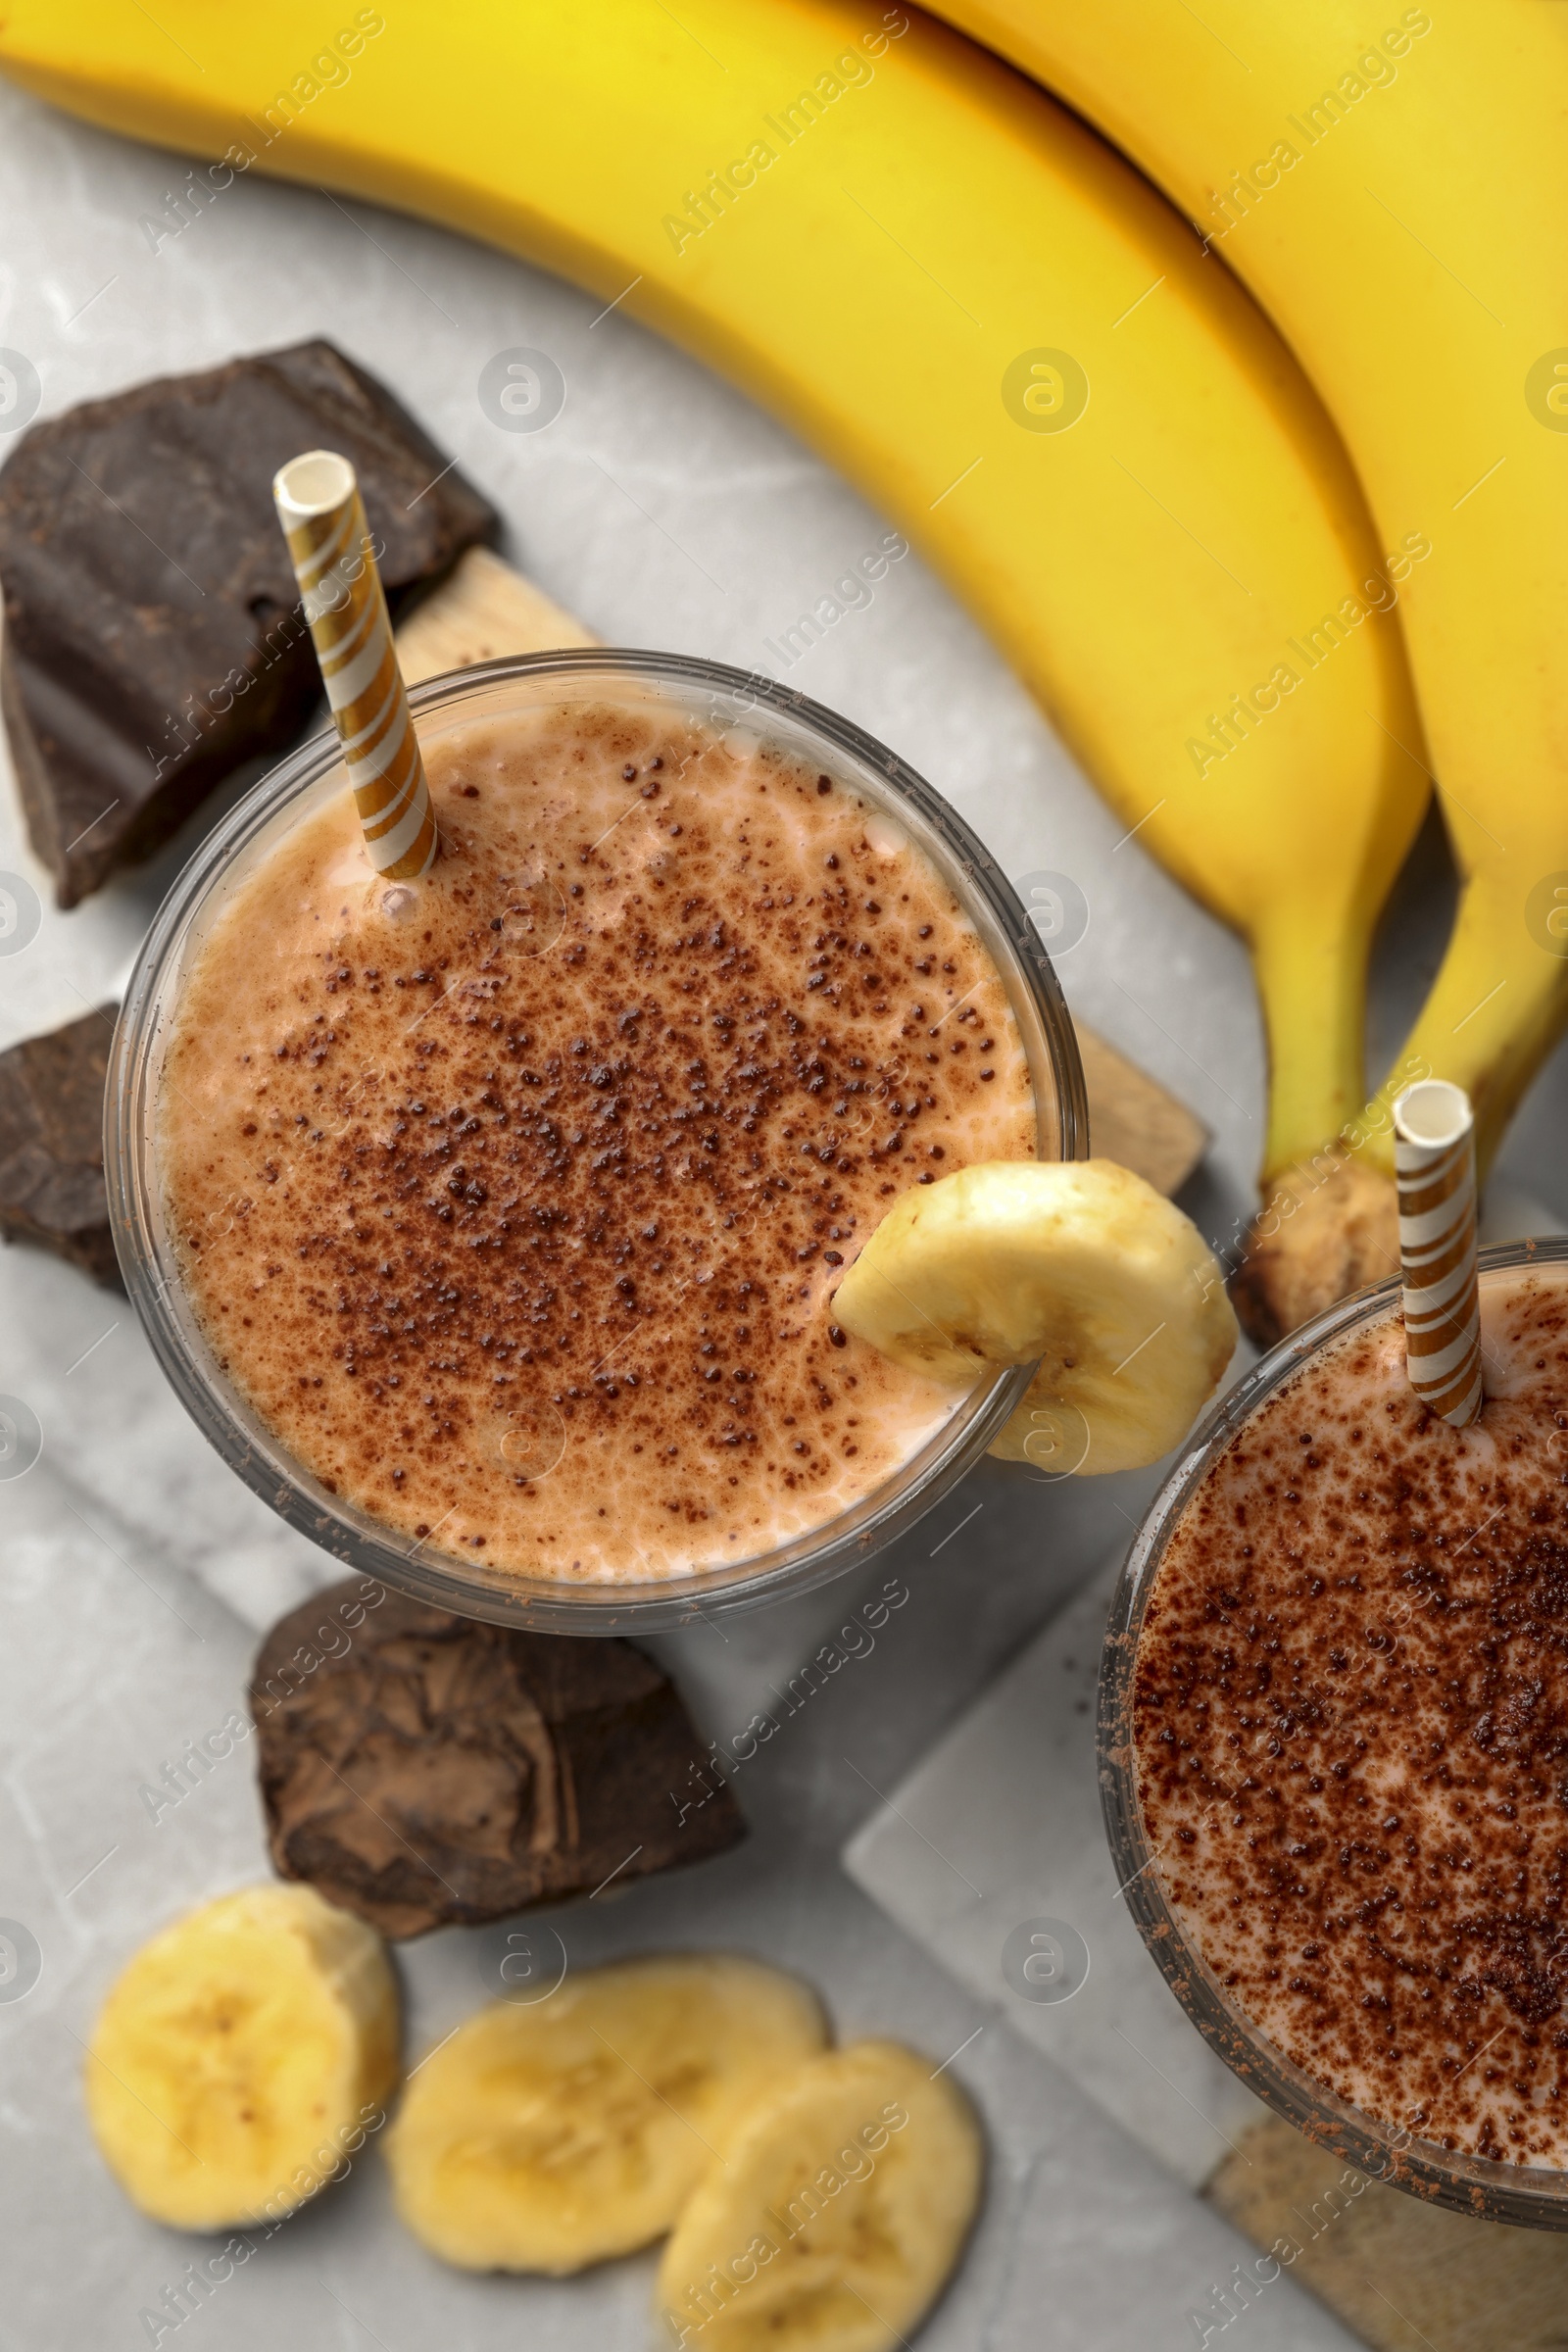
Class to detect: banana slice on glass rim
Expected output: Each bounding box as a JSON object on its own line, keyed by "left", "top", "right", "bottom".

{"left": 83, "top": 1884, "right": 399, "bottom": 2230}
{"left": 657, "top": 2039, "right": 982, "bottom": 2352}
{"left": 386, "top": 1954, "right": 826, "bottom": 2274}
{"left": 831, "top": 1159, "right": 1238, "bottom": 1475}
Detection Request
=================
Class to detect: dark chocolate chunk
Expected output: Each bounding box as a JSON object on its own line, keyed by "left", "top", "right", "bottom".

{"left": 0, "top": 340, "right": 498, "bottom": 906}
{"left": 0, "top": 1004, "right": 121, "bottom": 1285}
{"left": 250, "top": 1581, "right": 745, "bottom": 1938}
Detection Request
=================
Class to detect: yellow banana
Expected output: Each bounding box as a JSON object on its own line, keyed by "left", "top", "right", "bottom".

{"left": 833, "top": 1159, "right": 1237, "bottom": 1473}
{"left": 924, "top": 0, "right": 1568, "bottom": 1330}
{"left": 656, "top": 2040, "right": 982, "bottom": 2352}
{"left": 85, "top": 1884, "right": 398, "bottom": 2230}
{"left": 387, "top": 1956, "right": 826, "bottom": 2273}
{"left": 0, "top": 0, "right": 1429, "bottom": 1182}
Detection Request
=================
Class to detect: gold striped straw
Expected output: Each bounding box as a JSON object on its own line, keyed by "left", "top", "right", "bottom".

{"left": 272, "top": 450, "right": 437, "bottom": 880}
{"left": 1393, "top": 1078, "right": 1484, "bottom": 1427}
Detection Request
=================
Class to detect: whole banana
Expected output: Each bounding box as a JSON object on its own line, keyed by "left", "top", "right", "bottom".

{"left": 0, "top": 0, "right": 1429, "bottom": 1183}
{"left": 924, "top": 0, "right": 1568, "bottom": 1337}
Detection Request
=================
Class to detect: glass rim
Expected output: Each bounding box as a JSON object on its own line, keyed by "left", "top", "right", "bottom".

{"left": 106, "top": 647, "right": 1087, "bottom": 1634}
{"left": 1099, "top": 1236, "right": 1568, "bottom": 2227}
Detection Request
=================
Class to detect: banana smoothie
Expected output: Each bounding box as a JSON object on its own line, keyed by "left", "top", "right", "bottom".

{"left": 158, "top": 700, "right": 1035, "bottom": 1583}
{"left": 1133, "top": 1264, "right": 1568, "bottom": 2166}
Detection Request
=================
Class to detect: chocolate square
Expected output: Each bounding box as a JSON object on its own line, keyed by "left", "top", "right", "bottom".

{"left": 0, "top": 1004, "right": 120, "bottom": 1285}
{"left": 0, "top": 340, "right": 497, "bottom": 905}
{"left": 251, "top": 1582, "right": 746, "bottom": 1938}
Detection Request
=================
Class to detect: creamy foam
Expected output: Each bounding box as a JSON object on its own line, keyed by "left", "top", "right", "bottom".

{"left": 159, "top": 702, "right": 1036, "bottom": 1583}
{"left": 1135, "top": 1267, "right": 1568, "bottom": 2166}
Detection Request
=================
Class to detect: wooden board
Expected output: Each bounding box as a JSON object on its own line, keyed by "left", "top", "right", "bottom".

{"left": 395, "top": 544, "right": 598, "bottom": 681}
{"left": 1206, "top": 2114, "right": 1568, "bottom": 2351}
{"left": 1074, "top": 1018, "right": 1207, "bottom": 1196}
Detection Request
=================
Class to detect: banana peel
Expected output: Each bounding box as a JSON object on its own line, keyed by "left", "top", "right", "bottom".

{"left": 923, "top": 0, "right": 1568, "bottom": 1341}
{"left": 0, "top": 0, "right": 1428, "bottom": 1193}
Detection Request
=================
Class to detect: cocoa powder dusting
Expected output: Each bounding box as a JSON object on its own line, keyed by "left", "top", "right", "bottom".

{"left": 160, "top": 703, "right": 1034, "bottom": 1582}
{"left": 1134, "top": 1270, "right": 1568, "bottom": 2165}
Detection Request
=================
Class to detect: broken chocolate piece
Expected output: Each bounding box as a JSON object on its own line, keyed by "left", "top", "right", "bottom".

{"left": 0, "top": 1004, "right": 121, "bottom": 1285}
{"left": 250, "top": 1581, "right": 745, "bottom": 1938}
{"left": 0, "top": 340, "right": 498, "bottom": 906}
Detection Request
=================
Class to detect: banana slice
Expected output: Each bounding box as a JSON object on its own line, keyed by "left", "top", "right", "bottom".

{"left": 386, "top": 1953, "right": 826, "bottom": 2273}
{"left": 832, "top": 1159, "right": 1237, "bottom": 1475}
{"left": 657, "top": 2040, "right": 982, "bottom": 2352}
{"left": 84, "top": 1883, "right": 398, "bottom": 2230}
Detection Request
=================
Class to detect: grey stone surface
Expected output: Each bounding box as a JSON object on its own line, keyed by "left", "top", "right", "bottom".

{"left": 2, "top": 69, "right": 1562, "bottom": 2352}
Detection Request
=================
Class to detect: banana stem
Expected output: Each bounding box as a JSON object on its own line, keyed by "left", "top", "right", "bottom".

{"left": 1353, "top": 865, "right": 1568, "bottom": 1184}
{"left": 1251, "top": 906, "right": 1369, "bottom": 1186}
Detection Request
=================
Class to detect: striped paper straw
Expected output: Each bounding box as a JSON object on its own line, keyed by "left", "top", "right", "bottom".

{"left": 1393, "top": 1079, "right": 1483, "bottom": 1427}
{"left": 272, "top": 450, "right": 437, "bottom": 879}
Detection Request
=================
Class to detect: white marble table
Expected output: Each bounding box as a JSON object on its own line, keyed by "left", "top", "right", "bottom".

{"left": 3, "top": 74, "right": 1564, "bottom": 2350}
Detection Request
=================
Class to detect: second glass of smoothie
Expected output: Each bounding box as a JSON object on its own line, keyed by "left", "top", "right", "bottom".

{"left": 109, "top": 652, "right": 1083, "bottom": 1631}
{"left": 1102, "top": 1239, "right": 1568, "bottom": 2227}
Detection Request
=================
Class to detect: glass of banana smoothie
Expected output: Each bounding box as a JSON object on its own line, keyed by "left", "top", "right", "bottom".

{"left": 108, "top": 652, "right": 1084, "bottom": 1632}
{"left": 1102, "top": 1240, "right": 1568, "bottom": 2226}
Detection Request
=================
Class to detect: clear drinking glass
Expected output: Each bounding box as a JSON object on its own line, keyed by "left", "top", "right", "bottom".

{"left": 1101, "top": 1239, "right": 1568, "bottom": 2228}
{"left": 108, "top": 650, "right": 1086, "bottom": 1635}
